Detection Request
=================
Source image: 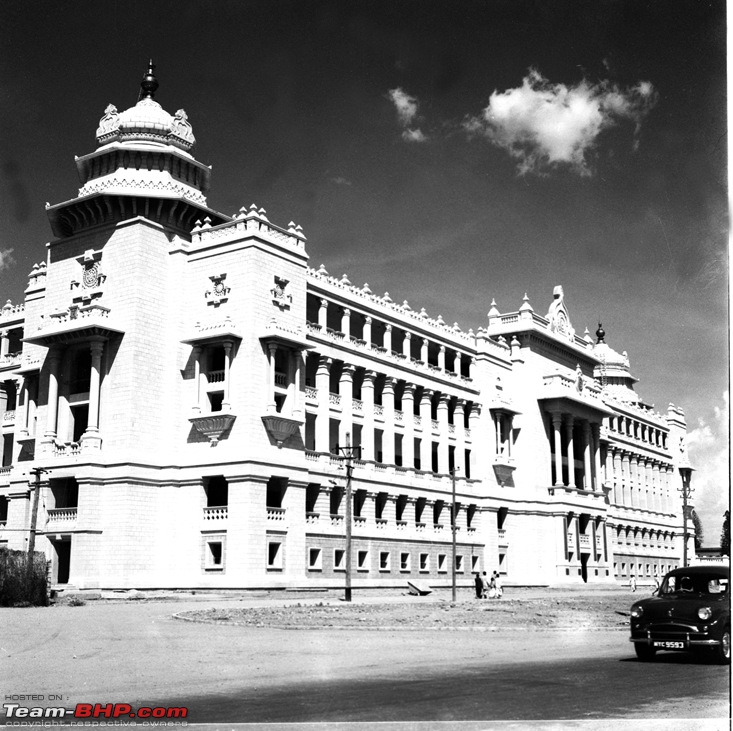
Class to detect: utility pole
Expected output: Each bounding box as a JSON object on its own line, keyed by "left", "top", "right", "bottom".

{"left": 26, "top": 467, "right": 48, "bottom": 581}
{"left": 338, "top": 433, "right": 360, "bottom": 602}
{"left": 451, "top": 467, "right": 458, "bottom": 603}
{"left": 678, "top": 466, "right": 694, "bottom": 568}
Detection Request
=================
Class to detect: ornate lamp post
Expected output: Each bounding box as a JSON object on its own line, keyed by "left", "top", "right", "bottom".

{"left": 678, "top": 465, "right": 694, "bottom": 568}
{"left": 338, "top": 433, "right": 361, "bottom": 602}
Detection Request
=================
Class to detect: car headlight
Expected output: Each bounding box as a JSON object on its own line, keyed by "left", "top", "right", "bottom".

{"left": 698, "top": 607, "right": 712, "bottom": 621}
{"left": 631, "top": 606, "right": 644, "bottom": 618}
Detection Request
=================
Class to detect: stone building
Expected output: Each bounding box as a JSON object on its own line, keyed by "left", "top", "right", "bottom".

{"left": 0, "top": 67, "right": 693, "bottom": 589}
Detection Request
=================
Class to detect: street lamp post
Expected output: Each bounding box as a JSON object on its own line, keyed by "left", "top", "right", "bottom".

{"left": 450, "top": 467, "right": 458, "bottom": 603}
{"left": 338, "top": 433, "right": 361, "bottom": 602}
{"left": 26, "top": 467, "right": 49, "bottom": 583}
{"left": 678, "top": 465, "right": 694, "bottom": 568}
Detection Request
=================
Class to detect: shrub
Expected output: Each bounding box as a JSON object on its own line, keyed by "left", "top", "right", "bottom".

{"left": 0, "top": 547, "right": 49, "bottom": 607}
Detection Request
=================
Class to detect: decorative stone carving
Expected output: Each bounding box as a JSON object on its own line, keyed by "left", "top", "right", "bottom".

{"left": 546, "top": 285, "right": 575, "bottom": 341}
{"left": 72, "top": 249, "right": 105, "bottom": 304}
{"left": 95, "top": 104, "right": 120, "bottom": 140}
{"left": 206, "top": 274, "right": 230, "bottom": 306}
{"left": 271, "top": 276, "right": 292, "bottom": 310}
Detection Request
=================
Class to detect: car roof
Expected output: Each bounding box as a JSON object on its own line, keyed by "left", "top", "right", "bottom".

{"left": 666, "top": 565, "right": 730, "bottom": 578}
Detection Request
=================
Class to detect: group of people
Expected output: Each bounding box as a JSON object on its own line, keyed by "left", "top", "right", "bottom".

{"left": 474, "top": 570, "right": 503, "bottom": 599}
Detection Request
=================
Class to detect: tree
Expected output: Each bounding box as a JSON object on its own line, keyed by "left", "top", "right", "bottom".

{"left": 691, "top": 509, "right": 704, "bottom": 550}
{"left": 721, "top": 511, "right": 730, "bottom": 556}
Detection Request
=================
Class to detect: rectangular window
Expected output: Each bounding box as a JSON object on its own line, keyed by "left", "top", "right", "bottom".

{"left": 455, "top": 555, "right": 464, "bottom": 572}
{"left": 437, "top": 554, "right": 447, "bottom": 573}
{"left": 419, "top": 553, "right": 429, "bottom": 572}
{"left": 471, "top": 555, "right": 479, "bottom": 572}
{"left": 203, "top": 535, "right": 226, "bottom": 572}
{"left": 308, "top": 547, "right": 322, "bottom": 571}
{"left": 400, "top": 552, "right": 410, "bottom": 571}
{"left": 334, "top": 548, "right": 345, "bottom": 571}
{"left": 379, "top": 551, "right": 390, "bottom": 571}
{"left": 267, "top": 541, "right": 283, "bottom": 570}
{"left": 357, "top": 550, "right": 369, "bottom": 571}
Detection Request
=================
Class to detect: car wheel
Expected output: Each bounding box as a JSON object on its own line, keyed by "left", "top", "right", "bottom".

{"left": 634, "top": 643, "right": 656, "bottom": 662}
{"left": 714, "top": 628, "right": 730, "bottom": 665}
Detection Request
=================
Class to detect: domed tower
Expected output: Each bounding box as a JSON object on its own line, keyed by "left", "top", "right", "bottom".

{"left": 46, "top": 61, "right": 228, "bottom": 237}
{"left": 592, "top": 324, "right": 640, "bottom": 403}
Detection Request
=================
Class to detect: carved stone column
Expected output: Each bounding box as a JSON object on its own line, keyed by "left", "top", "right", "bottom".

{"left": 551, "top": 412, "right": 563, "bottom": 486}
{"left": 438, "top": 345, "right": 445, "bottom": 371}
{"left": 383, "top": 324, "right": 392, "bottom": 351}
{"left": 361, "top": 371, "right": 376, "bottom": 461}
{"left": 266, "top": 343, "right": 278, "bottom": 414}
{"left": 420, "top": 338, "right": 428, "bottom": 363}
{"left": 564, "top": 416, "right": 576, "bottom": 487}
{"left": 419, "top": 388, "right": 433, "bottom": 471}
{"left": 315, "top": 356, "right": 331, "bottom": 453}
{"left": 341, "top": 308, "right": 351, "bottom": 337}
{"left": 192, "top": 346, "right": 202, "bottom": 413}
{"left": 222, "top": 341, "right": 232, "bottom": 411}
{"left": 437, "top": 393, "right": 450, "bottom": 474}
{"left": 81, "top": 339, "right": 104, "bottom": 451}
{"left": 403, "top": 331, "right": 411, "bottom": 359}
{"left": 592, "top": 423, "right": 602, "bottom": 492}
{"left": 318, "top": 298, "right": 328, "bottom": 329}
{"left": 363, "top": 316, "right": 372, "bottom": 348}
{"left": 42, "top": 347, "right": 62, "bottom": 444}
{"left": 339, "top": 364, "right": 354, "bottom": 450}
{"left": 402, "top": 383, "right": 416, "bottom": 469}
{"left": 382, "top": 377, "right": 395, "bottom": 465}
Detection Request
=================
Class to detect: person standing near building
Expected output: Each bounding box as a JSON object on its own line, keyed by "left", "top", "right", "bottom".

{"left": 481, "top": 571, "right": 491, "bottom": 598}
{"left": 493, "top": 570, "right": 503, "bottom": 598}
{"left": 474, "top": 572, "right": 483, "bottom": 599}
{"left": 630, "top": 575, "right": 637, "bottom": 592}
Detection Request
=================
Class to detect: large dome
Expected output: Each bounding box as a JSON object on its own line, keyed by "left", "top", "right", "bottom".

{"left": 94, "top": 62, "right": 195, "bottom": 151}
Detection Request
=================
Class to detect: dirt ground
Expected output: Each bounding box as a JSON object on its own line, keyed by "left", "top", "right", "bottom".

{"left": 174, "top": 586, "right": 636, "bottom": 630}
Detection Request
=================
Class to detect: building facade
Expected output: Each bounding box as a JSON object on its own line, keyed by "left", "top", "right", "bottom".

{"left": 0, "top": 69, "right": 694, "bottom": 589}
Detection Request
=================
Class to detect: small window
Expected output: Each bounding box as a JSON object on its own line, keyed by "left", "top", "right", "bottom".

{"left": 400, "top": 552, "right": 410, "bottom": 571}
{"left": 455, "top": 555, "right": 464, "bottom": 573}
{"left": 379, "top": 551, "right": 390, "bottom": 571}
{"left": 204, "top": 538, "right": 225, "bottom": 572}
{"left": 357, "top": 550, "right": 369, "bottom": 571}
{"left": 209, "top": 391, "right": 224, "bottom": 413}
{"left": 308, "top": 547, "right": 322, "bottom": 571}
{"left": 334, "top": 549, "right": 345, "bottom": 571}
{"left": 471, "top": 555, "right": 480, "bottom": 572}
{"left": 437, "top": 554, "right": 447, "bottom": 573}
{"left": 267, "top": 541, "right": 283, "bottom": 570}
{"left": 419, "top": 553, "right": 429, "bottom": 572}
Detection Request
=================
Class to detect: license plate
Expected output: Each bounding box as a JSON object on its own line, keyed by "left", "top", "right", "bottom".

{"left": 653, "top": 641, "right": 684, "bottom": 649}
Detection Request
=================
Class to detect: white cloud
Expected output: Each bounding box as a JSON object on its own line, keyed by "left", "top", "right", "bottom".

{"left": 464, "top": 69, "right": 657, "bottom": 176}
{"left": 387, "top": 87, "right": 428, "bottom": 143}
{"left": 686, "top": 391, "right": 730, "bottom": 547}
{"left": 0, "top": 248, "right": 15, "bottom": 271}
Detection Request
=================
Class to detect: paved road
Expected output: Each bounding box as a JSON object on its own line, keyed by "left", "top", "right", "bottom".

{"left": 1, "top": 599, "right": 729, "bottom": 728}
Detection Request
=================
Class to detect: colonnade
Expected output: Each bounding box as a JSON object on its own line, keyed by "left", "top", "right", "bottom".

{"left": 39, "top": 339, "right": 105, "bottom": 450}
{"left": 549, "top": 412, "right": 603, "bottom": 490}
{"left": 312, "top": 354, "right": 478, "bottom": 474}
{"left": 605, "top": 446, "right": 675, "bottom": 513}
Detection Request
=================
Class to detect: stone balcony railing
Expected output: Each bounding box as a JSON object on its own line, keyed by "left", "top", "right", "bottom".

{"left": 2, "top": 410, "right": 15, "bottom": 425}
{"left": 267, "top": 507, "right": 286, "bottom": 521}
{"left": 47, "top": 507, "right": 78, "bottom": 523}
{"left": 206, "top": 370, "right": 225, "bottom": 384}
{"left": 579, "top": 534, "right": 591, "bottom": 549}
{"left": 53, "top": 441, "right": 81, "bottom": 457}
{"left": 203, "top": 506, "right": 228, "bottom": 520}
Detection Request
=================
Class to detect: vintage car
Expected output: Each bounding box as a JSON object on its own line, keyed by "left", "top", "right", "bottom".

{"left": 629, "top": 564, "right": 730, "bottom": 663}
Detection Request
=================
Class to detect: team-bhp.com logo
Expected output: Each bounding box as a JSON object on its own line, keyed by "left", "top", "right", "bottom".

{"left": 3, "top": 703, "right": 188, "bottom": 721}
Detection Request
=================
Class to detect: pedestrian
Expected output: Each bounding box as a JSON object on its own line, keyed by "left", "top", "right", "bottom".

{"left": 481, "top": 571, "right": 491, "bottom": 599}
{"left": 653, "top": 573, "right": 660, "bottom": 593}
{"left": 493, "top": 570, "right": 503, "bottom": 598}
{"left": 474, "top": 572, "right": 483, "bottom": 599}
{"left": 630, "top": 575, "right": 637, "bottom": 592}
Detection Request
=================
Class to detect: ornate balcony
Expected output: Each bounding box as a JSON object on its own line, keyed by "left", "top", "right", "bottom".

{"left": 47, "top": 507, "right": 77, "bottom": 524}
{"left": 190, "top": 413, "right": 236, "bottom": 446}
{"left": 203, "top": 506, "right": 228, "bottom": 520}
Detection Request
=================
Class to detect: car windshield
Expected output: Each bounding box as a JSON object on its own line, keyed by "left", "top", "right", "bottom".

{"left": 659, "top": 574, "right": 729, "bottom": 596}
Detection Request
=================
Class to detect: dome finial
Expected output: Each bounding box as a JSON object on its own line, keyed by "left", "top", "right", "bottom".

{"left": 139, "top": 59, "right": 158, "bottom": 101}
{"left": 595, "top": 322, "right": 606, "bottom": 343}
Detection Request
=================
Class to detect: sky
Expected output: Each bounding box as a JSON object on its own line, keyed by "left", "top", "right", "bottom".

{"left": 0, "top": 0, "right": 728, "bottom": 542}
